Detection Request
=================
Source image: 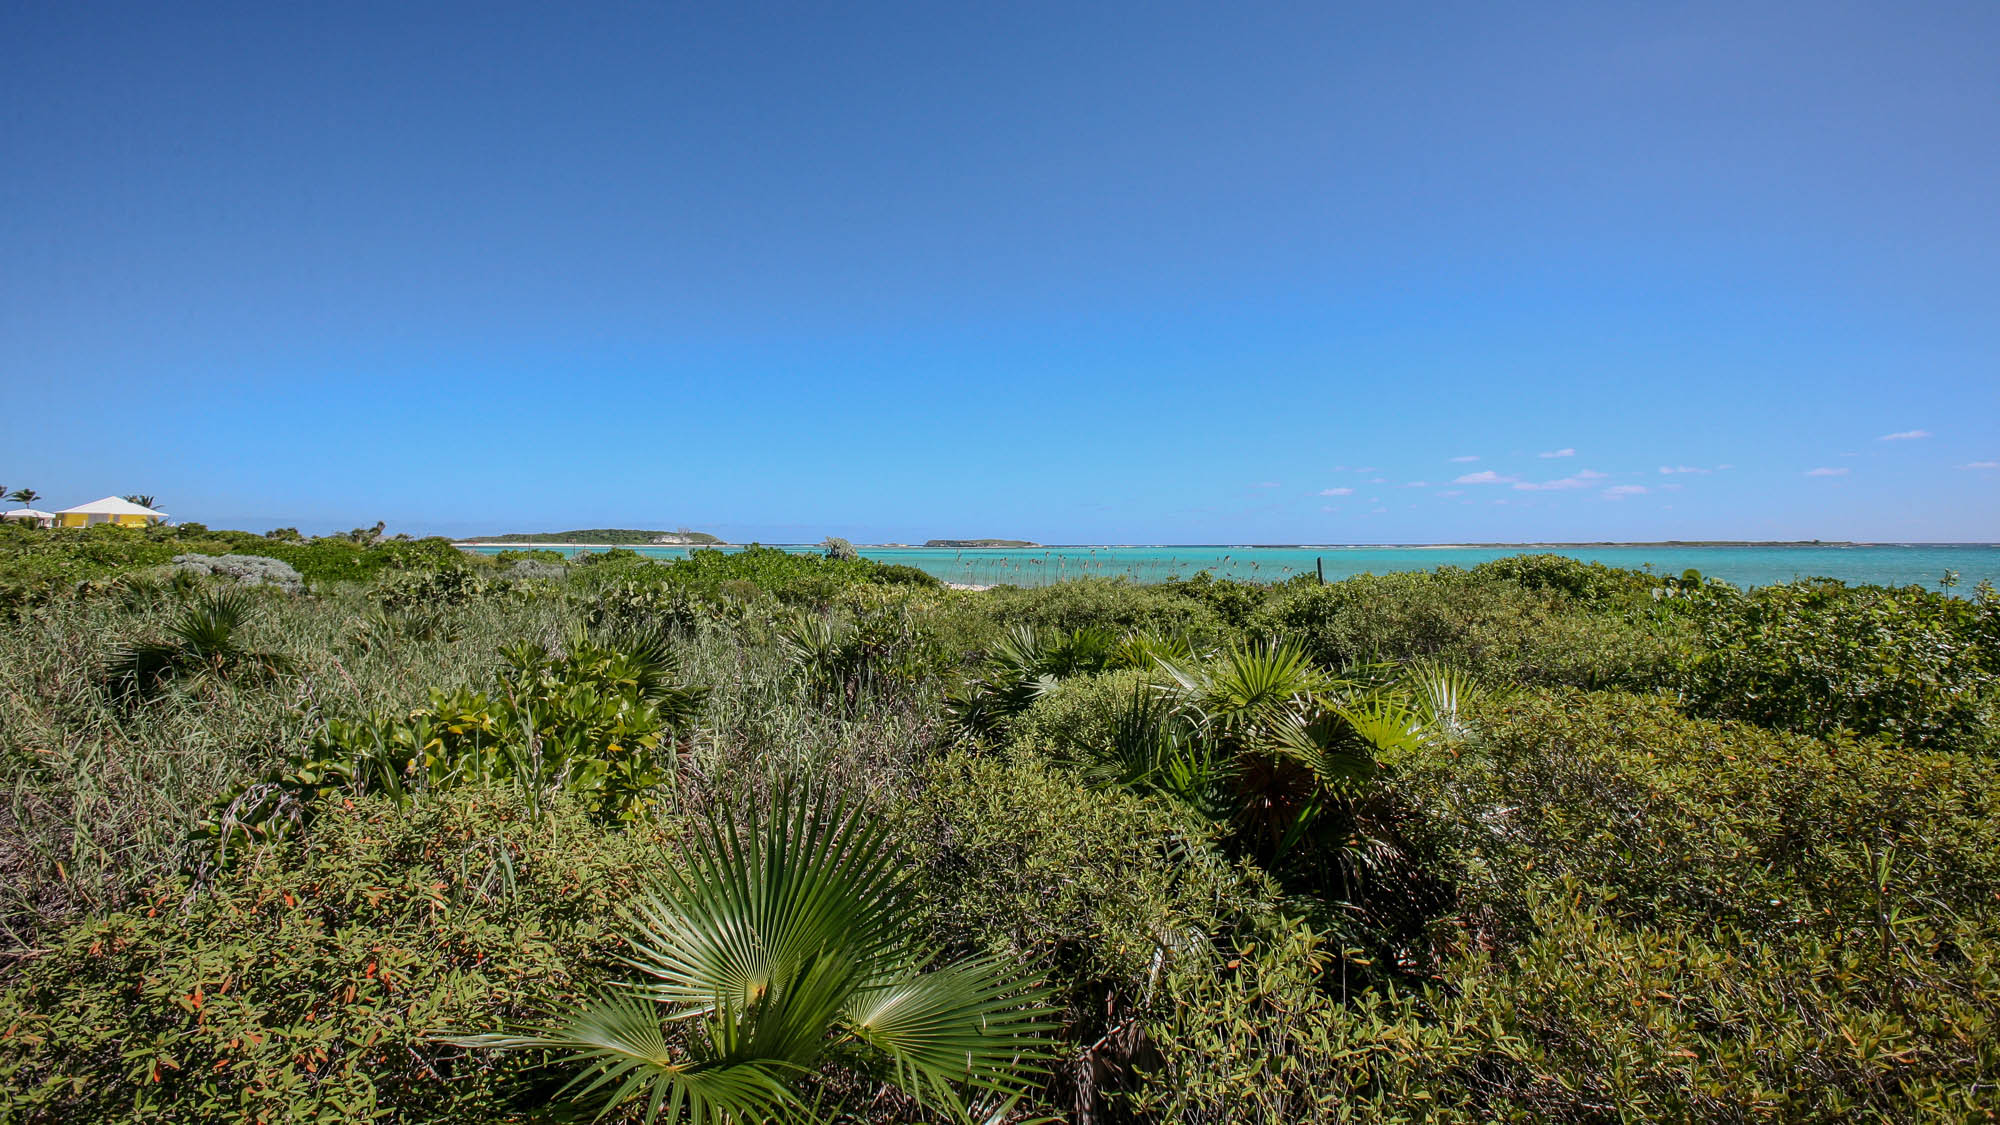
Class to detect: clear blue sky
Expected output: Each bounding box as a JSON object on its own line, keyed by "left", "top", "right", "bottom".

{"left": 4, "top": 1, "right": 1996, "bottom": 543}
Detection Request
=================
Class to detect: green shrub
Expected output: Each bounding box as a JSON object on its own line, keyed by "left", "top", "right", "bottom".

{"left": 0, "top": 789, "right": 671, "bottom": 1125}
{"left": 572, "top": 546, "right": 642, "bottom": 566}
{"left": 1256, "top": 568, "right": 1676, "bottom": 689}
{"left": 1469, "top": 552, "right": 1657, "bottom": 606}
{"left": 1130, "top": 915, "right": 1492, "bottom": 1124}
{"left": 1416, "top": 688, "right": 2000, "bottom": 938}
{"left": 0, "top": 525, "right": 472, "bottom": 604}
{"left": 195, "top": 629, "right": 708, "bottom": 866}
{"left": 777, "top": 595, "right": 952, "bottom": 715}
{"left": 490, "top": 549, "right": 567, "bottom": 565}
{"left": 979, "top": 579, "right": 1230, "bottom": 647}
{"left": 1375, "top": 689, "right": 2000, "bottom": 1120}
{"left": 571, "top": 544, "right": 940, "bottom": 607}
{"left": 899, "top": 749, "right": 1262, "bottom": 1012}
{"left": 1153, "top": 572, "right": 1272, "bottom": 628}
{"left": 1007, "top": 668, "right": 1156, "bottom": 759}
{"left": 370, "top": 567, "right": 487, "bottom": 611}
{"left": 1677, "top": 579, "right": 1998, "bottom": 753}
{"left": 458, "top": 785, "right": 1060, "bottom": 1122}
{"left": 579, "top": 579, "right": 709, "bottom": 632}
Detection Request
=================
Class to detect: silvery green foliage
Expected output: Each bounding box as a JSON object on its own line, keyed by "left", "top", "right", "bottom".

{"left": 505, "top": 560, "right": 569, "bottom": 581}
{"left": 172, "top": 553, "right": 305, "bottom": 593}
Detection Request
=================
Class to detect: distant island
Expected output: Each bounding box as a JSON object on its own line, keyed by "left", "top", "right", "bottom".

{"left": 925, "top": 538, "right": 1039, "bottom": 548}
{"left": 469, "top": 529, "right": 724, "bottom": 545}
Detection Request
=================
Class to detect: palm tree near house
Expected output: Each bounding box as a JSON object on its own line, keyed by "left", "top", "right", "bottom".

{"left": 456, "top": 785, "right": 1057, "bottom": 1123}
{"left": 124, "top": 494, "right": 157, "bottom": 509}
{"left": 9, "top": 488, "right": 40, "bottom": 508}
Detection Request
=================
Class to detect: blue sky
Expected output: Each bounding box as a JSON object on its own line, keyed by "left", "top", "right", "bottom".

{"left": 4, "top": 1, "right": 1996, "bottom": 543}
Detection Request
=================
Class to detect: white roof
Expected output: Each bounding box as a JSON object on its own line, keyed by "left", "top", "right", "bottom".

{"left": 56, "top": 496, "right": 168, "bottom": 517}
{"left": 2, "top": 508, "right": 55, "bottom": 519}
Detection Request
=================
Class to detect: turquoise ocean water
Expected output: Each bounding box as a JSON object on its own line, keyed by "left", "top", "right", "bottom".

{"left": 462, "top": 543, "right": 2000, "bottom": 591}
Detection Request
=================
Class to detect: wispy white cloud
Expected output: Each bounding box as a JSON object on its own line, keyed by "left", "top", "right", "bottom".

{"left": 1449, "top": 455, "right": 1480, "bottom": 463}
{"left": 1365, "top": 477, "right": 1388, "bottom": 484}
{"left": 1318, "top": 487, "right": 1354, "bottom": 496}
{"left": 1658, "top": 465, "right": 1710, "bottom": 475}
{"left": 1356, "top": 467, "right": 1380, "bottom": 473}
{"left": 1403, "top": 481, "right": 1429, "bottom": 488}
{"left": 1492, "top": 498, "right": 1510, "bottom": 505}
{"left": 1454, "top": 470, "right": 1516, "bottom": 485}
{"left": 1438, "top": 490, "right": 1464, "bottom": 497}
{"left": 1252, "top": 481, "right": 1280, "bottom": 488}
{"left": 1514, "top": 469, "right": 1606, "bottom": 492}
{"left": 1538, "top": 448, "right": 1575, "bottom": 459}
{"left": 1961, "top": 461, "right": 1999, "bottom": 470}
{"left": 1602, "top": 485, "right": 1648, "bottom": 498}
{"left": 1879, "top": 430, "right": 1931, "bottom": 441}
{"left": 1805, "top": 467, "right": 1850, "bottom": 477}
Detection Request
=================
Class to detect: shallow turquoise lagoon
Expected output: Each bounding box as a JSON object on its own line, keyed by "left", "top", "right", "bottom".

{"left": 463, "top": 543, "right": 2000, "bottom": 591}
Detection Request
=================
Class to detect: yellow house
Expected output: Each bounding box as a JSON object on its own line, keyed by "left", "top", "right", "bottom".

{"left": 56, "top": 496, "right": 169, "bottom": 528}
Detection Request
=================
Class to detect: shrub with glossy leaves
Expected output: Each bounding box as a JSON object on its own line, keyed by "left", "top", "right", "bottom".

{"left": 1256, "top": 568, "right": 1677, "bottom": 689}
{"left": 1676, "top": 578, "right": 1998, "bottom": 753}
{"left": 0, "top": 789, "right": 670, "bottom": 1125}
{"left": 194, "top": 628, "right": 708, "bottom": 867}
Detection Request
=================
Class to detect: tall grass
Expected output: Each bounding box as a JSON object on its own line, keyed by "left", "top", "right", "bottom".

{"left": 0, "top": 586, "right": 579, "bottom": 949}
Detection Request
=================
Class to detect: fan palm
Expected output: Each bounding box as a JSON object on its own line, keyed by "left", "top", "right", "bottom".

{"left": 1079, "top": 684, "right": 1233, "bottom": 821}
{"left": 1156, "top": 638, "right": 1327, "bottom": 742}
{"left": 947, "top": 624, "right": 1116, "bottom": 735}
{"left": 105, "top": 588, "right": 293, "bottom": 696}
{"left": 457, "top": 787, "right": 1057, "bottom": 1123}
{"left": 1266, "top": 663, "right": 1481, "bottom": 785}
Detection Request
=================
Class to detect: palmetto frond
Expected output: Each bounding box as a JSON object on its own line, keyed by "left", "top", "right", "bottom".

{"left": 845, "top": 956, "right": 1060, "bottom": 1112}
{"left": 1268, "top": 708, "right": 1383, "bottom": 788}
{"left": 1158, "top": 638, "right": 1325, "bottom": 739}
{"left": 1076, "top": 685, "right": 1233, "bottom": 820}
{"left": 105, "top": 588, "right": 291, "bottom": 696}
{"left": 1399, "top": 660, "right": 1480, "bottom": 744}
{"left": 167, "top": 589, "right": 257, "bottom": 664}
{"left": 455, "top": 786, "right": 1056, "bottom": 1122}
{"left": 459, "top": 990, "right": 803, "bottom": 1125}
{"left": 1110, "top": 629, "right": 1202, "bottom": 672}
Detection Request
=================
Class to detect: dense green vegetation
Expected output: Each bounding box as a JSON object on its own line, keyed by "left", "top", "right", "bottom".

{"left": 475, "top": 529, "right": 724, "bottom": 545}
{"left": 1, "top": 524, "right": 1996, "bottom": 1122}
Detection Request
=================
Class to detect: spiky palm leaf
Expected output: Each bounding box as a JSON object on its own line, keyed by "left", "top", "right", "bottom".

{"left": 456, "top": 787, "right": 1057, "bottom": 1123}
{"left": 1110, "top": 629, "right": 1202, "bottom": 672}
{"left": 1399, "top": 661, "right": 1480, "bottom": 744}
{"left": 106, "top": 588, "right": 290, "bottom": 696}
{"left": 1157, "top": 639, "right": 1326, "bottom": 741}
{"left": 1268, "top": 708, "right": 1384, "bottom": 788}
{"left": 1075, "top": 685, "right": 1234, "bottom": 821}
